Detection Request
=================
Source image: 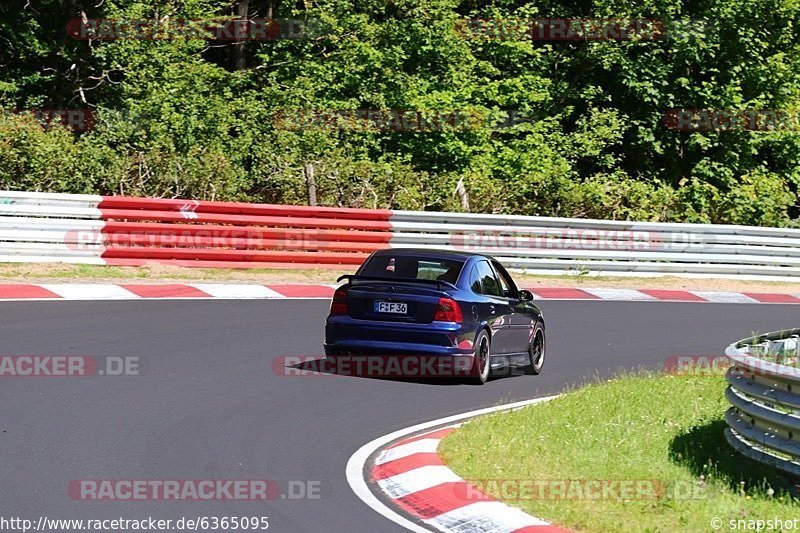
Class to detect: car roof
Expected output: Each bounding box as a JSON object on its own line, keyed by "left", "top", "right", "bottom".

{"left": 369, "top": 248, "right": 492, "bottom": 262}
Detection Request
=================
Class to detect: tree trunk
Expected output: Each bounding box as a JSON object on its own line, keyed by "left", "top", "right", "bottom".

{"left": 305, "top": 162, "right": 317, "bottom": 206}
{"left": 234, "top": 0, "right": 250, "bottom": 70}
{"left": 455, "top": 178, "right": 470, "bottom": 212}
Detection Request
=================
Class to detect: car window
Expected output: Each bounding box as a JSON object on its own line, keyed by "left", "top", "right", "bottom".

{"left": 360, "top": 255, "right": 464, "bottom": 282}
{"left": 492, "top": 261, "right": 517, "bottom": 298}
{"left": 468, "top": 266, "right": 482, "bottom": 293}
{"left": 474, "top": 260, "right": 502, "bottom": 297}
{"left": 417, "top": 260, "right": 457, "bottom": 281}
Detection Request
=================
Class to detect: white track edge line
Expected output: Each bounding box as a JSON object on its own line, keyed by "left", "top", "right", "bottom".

{"left": 530, "top": 298, "right": 797, "bottom": 304}
{"left": 0, "top": 296, "right": 796, "bottom": 304}
{"left": 345, "top": 395, "right": 559, "bottom": 533}
{"left": 0, "top": 297, "right": 332, "bottom": 302}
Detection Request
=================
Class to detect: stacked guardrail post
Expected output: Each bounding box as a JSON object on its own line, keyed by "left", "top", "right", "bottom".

{"left": 724, "top": 329, "right": 800, "bottom": 476}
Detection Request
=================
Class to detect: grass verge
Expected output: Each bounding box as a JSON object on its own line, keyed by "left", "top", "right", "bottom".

{"left": 439, "top": 372, "right": 800, "bottom": 532}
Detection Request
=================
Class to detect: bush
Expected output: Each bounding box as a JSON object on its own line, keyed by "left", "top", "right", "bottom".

{"left": 1, "top": 1, "right": 799, "bottom": 227}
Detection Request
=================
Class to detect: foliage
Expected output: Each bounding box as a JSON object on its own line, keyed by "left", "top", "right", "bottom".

{"left": 0, "top": 0, "right": 798, "bottom": 225}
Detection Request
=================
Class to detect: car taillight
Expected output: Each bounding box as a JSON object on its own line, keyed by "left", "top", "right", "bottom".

{"left": 434, "top": 297, "right": 463, "bottom": 322}
{"left": 329, "top": 286, "right": 349, "bottom": 316}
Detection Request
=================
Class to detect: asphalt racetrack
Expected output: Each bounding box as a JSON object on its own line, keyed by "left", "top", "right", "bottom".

{"left": 1, "top": 300, "right": 798, "bottom": 532}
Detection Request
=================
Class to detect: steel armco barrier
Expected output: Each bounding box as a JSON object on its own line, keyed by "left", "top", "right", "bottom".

{"left": 725, "top": 329, "right": 800, "bottom": 476}
{"left": 2, "top": 189, "right": 800, "bottom": 279}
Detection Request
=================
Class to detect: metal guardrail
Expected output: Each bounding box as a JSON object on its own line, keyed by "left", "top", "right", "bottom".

{"left": 1, "top": 190, "right": 800, "bottom": 278}
{"left": 724, "top": 329, "right": 800, "bottom": 476}
{"left": 391, "top": 211, "right": 800, "bottom": 281}
{"left": 0, "top": 191, "right": 382, "bottom": 268}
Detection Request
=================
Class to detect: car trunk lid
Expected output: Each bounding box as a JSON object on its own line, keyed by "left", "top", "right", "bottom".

{"left": 345, "top": 281, "right": 447, "bottom": 323}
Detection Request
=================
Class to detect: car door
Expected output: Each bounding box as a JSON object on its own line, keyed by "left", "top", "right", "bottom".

{"left": 472, "top": 260, "right": 513, "bottom": 355}
{"left": 491, "top": 260, "right": 533, "bottom": 356}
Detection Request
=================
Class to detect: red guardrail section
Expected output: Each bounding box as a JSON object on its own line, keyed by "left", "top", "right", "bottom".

{"left": 97, "top": 196, "right": 393, "bottom": 267}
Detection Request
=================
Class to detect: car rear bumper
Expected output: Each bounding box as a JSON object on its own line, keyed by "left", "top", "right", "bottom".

{"left": 324, "top": 340, "right": 472, "bottom": 357}
{"left": 324, "top": 316, "right": 476, "bottom": 357}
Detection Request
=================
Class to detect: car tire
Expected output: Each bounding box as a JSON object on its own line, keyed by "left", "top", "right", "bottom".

{"left": 524, "top": 324, "right": 545, "bottom": 375}
{"left": 468, "top": 330, "right": 491, "bottom": 385}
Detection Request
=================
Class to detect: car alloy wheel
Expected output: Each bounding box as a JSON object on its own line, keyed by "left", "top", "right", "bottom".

{"left": 525, "top": 326, "right": 545, "bottom": 376}
{"left": 469, "top": 331, "right": 491, "bottom": 385}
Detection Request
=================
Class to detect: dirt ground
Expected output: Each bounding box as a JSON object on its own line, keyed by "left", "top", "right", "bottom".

{"left": 1, "top": 262, "right": 798, "bottom": 293}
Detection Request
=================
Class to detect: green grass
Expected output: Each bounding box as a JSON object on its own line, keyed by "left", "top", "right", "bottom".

{"left": 439, "top": 373, "right": 800, "bottom": 532}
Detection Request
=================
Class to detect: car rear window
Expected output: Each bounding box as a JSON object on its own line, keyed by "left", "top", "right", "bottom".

{"left": 359, "top": 255, "right": 465, "bottom": 283}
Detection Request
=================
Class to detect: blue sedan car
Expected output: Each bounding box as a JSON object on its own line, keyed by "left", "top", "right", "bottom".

{"left": 324, "top": 248, "right": 545, "bottom": 384}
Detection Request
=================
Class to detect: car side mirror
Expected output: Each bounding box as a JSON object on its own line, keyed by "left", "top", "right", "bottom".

{"left": 519, "top": 289, "right": 533, "bottom": 301}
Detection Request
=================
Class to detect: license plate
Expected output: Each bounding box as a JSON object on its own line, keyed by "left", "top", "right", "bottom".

{"left": 374, "top": 301, "right": 407, "bottom": 314}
